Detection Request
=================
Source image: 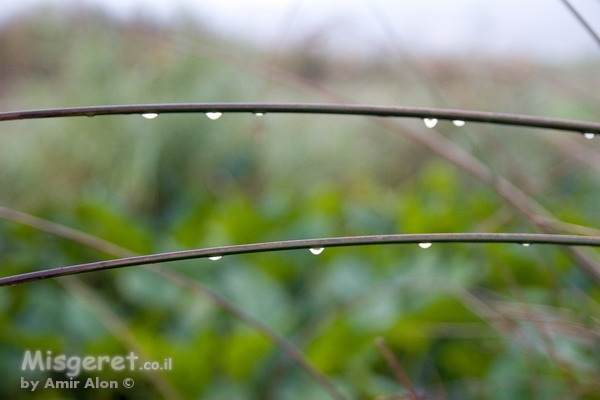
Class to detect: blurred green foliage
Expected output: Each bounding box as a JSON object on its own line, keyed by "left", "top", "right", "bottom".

{"left": 1, "top": 5, "right": 600, "bottom": 400}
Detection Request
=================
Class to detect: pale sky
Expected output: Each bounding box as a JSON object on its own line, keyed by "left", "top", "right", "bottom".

{"left": 3, "top": 0, "right": 600, "bottom": 61}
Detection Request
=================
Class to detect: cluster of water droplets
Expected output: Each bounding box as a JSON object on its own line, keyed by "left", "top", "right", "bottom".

{"left": 203, "top": 240, "right": 539, "bottom": 262}
{"left": 141, "top": 112, "right": 595, "bottom": 143}
{"left": 422, "top": 118, "right": 466, "bottom": 128}
{"left": 140, "top": 111, "right": 271, "bottom": 121}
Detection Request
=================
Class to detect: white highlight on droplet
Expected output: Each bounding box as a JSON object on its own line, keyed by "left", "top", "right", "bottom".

{"left": 254, "top": 112, "right": 265, "bottom": 116}
{"left": 205, "top": 112, "right": 222, "bottom": 120}
{"left": 209, "top": 255, "right": 223, "bottom": 261}
{"left": 521, "top": 243, "right": 531, "bottom": 247}
{"left": 452, "top": 120, "right": 466, "bottom": 127}
{"left": 584, "top": 133, "right": 596, "bottom": 139}
{"left": 142, "top": 113, "right": 158, "bottom": 119}
{"left": 418, "top": 243, "right": 432, "bottom": 249}
{"left": 423, "top": 118, "right": 438, "bottom": 128}
{"left": 309, "top": 248, "right": 324, "bottom": 255}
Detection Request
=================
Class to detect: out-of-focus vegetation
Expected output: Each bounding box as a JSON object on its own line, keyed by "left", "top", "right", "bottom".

{"left": 1, "top": 5, "right": 600, "bottom": 399}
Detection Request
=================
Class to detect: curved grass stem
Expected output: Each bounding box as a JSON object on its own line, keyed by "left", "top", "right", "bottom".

{"left": 0, "top": 207, "right": 348, "bottom": 400}
{"left": 1, "top": 103, "right": 599, "bottom": 136}
{"left": 2, "top": 232, "right": 600, "bottom": 287}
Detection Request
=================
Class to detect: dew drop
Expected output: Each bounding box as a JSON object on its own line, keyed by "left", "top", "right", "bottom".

{"left": 309, "top": 248, "right": 324, "bottom": 255}
{"left": 584, "top": 132, "right": 596, "bottom": 140}
{"left": 205, "top": 112, "right": 222, "bottom": 120}
{"left": 254, "top": 112, "right": 265, "bottom": 116}
{"left": 142, "top": 113, "right": 159, "bottom": 119}
{"left": 209, "top": 255, "right": 223, "bottom": 261}
{"left": 452, "top": 120, "right": 466, "bottom": 127}
{"left": 423, "top": 118, "right": 438, "bottom": 128}
{"left": 418, "top": 242, "right": 432, "bottom": 249}
{"left": 521, "top": 243, "right": 531, "bottom": 247}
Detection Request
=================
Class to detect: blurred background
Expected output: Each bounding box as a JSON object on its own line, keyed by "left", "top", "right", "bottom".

{"left": 1, "top": 1, "right": 600, "bottom": 399}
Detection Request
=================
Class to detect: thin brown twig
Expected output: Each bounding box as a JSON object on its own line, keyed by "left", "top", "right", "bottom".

{"left": 146, "top": 265, "right": 348, "bottom": 400}
{"left": 375, "top": 337, "right": 419, "bottom": 400}
{"left": 558, "top": 0, "right": 600, "bottom": 48}
{"left": 545, "top": 133, "right": 600, "bottom": 174}
{"left": 0, "top": 206, "right": 132, "bottom": 257}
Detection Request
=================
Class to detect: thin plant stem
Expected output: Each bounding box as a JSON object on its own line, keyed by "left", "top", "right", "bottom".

{"left": 559, "top": 0, "right": 600, "bottom": 48}
{"left": 375, "top": 337, "right": 419, "bottom": 399}
{"left": 0, "top": 207, "right": 348, "bottom": 400}
{"left": 2, "top": 233, "right": 600, "bottom": 287}
{"left": 146, "top": 265, "right": 349, "bottom": 400}
{"left": 1, "top": 103, "right": 599, "bottom": 135}
{"left": 0, "top": 206, "right": 134, "bottom": 257}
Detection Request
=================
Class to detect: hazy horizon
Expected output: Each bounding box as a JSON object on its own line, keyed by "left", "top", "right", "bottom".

{"left": 2, "top": 0, "right": 600, "bottom": 63}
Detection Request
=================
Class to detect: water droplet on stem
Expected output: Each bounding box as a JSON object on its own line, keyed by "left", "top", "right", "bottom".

{"left": 418, "top": 243, "right": 432, "bottom": 249}
{"left": 206, "top": 112, "right": 222, "bottom": 120}
{"left": 423, "top": 118, "right": 438, "bottom": 128}
{"left": 452, "top": 120, "right": 466, "bottom": 127}
{"left": 209, "top": 255, "right": 223, "bottom": 261}
{"left": 142, "top": 113, "right": 159, "bottom": 119}
{"left": 309, "top": 248, "right": 324, "bottom": 255}
{"left": 584, "top": 133, "right": 596, "bottom": 139}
